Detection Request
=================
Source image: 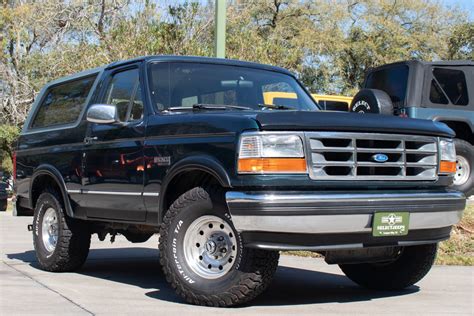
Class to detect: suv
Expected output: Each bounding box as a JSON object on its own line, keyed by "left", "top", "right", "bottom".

{"left": 350, "top": 60, "right": 473, "bottom": 196}
{"left": 15, "top": 56, "right": 466, "bottom": 307}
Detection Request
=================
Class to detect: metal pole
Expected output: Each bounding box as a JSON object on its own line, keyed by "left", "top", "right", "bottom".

{"left": 214, "top": 0, "right": 226, "bottom": 58}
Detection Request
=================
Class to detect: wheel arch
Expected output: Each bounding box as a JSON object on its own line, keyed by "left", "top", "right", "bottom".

{"left": 29, "top": 165, "right": 74, "bottom": 217}
{"left": 436, "top": 118, "right": 474, "bottom": 144}
{"left": 158, "top": 155, "right": 232, "bottom": 224}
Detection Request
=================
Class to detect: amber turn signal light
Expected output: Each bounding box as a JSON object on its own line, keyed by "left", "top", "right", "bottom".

{"left": 439, "top": 160, "right": 456, "bottom": 173}
{"left": 238, "top": 158, "right": 307, "bottom": 174}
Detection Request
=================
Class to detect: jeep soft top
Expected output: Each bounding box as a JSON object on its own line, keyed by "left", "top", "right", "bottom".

{"left": 15, "top": 56, "right": 466, "bottom": 307}
{"left": 349, "top": 60, "right": 473, "bottom": 197}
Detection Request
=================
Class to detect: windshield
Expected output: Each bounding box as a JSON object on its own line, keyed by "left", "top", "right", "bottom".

{"left": 147, "top": 62, "right": 318, "bottom": 111}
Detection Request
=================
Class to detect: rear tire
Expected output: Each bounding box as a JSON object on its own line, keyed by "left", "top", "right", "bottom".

{"left": 452, "top": 139, "right": 474, "bottom": 197}
{"left": 159, "top": 187, "right": 279, "bottom": 307}
{"left": 339, "top": 243, "right": 437, "bottom": 290}
{"left": 33, "top": 189, "right": 91, "bottom": 272}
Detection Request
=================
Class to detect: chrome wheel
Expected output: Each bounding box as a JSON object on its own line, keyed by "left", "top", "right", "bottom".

{"left": 183, "top": 215, "right": 238, "bottom": 279}
{"left": 454, "top": 155, "right": 470, "bottom": 186}
{"left": 41, "top": 207, "right": 59, "bottom": 253}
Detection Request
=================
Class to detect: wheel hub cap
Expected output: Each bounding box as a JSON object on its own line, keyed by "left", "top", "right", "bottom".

{"left": 205, "top": 240, "right": 217, "bottom": 254}
{"left": 41, "top": 207, "right": 58, "bottom": 253}
{"left": 454, "top": 155, "right": 470, "bottom": 186}
{"left": 183, "top": 215, "right": 238, "bottom": 279}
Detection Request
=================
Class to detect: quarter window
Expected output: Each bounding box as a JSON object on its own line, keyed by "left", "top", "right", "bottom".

{"left": 31, "top": 75, "right": 96, "bottom": 129}
{"left": 429, "top": 68, "right": 469, "bottom": 106}
{"left": 104, "top": 68, "right": 144, "bottom": 122}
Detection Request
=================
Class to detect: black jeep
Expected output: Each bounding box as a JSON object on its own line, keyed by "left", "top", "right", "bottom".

{"left": 15, "top": 56, "right": 466, "bottom": 307}
{"left": 350, "top": 60, "right": 473, "bottom": 196}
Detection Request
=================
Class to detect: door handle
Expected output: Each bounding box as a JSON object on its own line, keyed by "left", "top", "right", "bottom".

{"left": 84, "top": 136, "right": 98, "bottom": 144}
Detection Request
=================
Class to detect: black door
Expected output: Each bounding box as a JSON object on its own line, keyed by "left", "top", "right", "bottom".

{"left": 82, "top": 65, "right": 147, "bottom": 221}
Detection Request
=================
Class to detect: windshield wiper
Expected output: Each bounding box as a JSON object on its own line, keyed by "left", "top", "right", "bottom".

{"left": 258, "top": 103, "right": 295, "bottom": 110}
{"left": 164, "top": 104, "right": 252, "bottom": 112}
{"left": 193, "top": 104, "right": 252, "bottom": 110}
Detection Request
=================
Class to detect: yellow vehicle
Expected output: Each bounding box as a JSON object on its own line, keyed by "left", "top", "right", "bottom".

{"left": 311, "top": 94, "right": 353, "bottom": 112}
{"left": 263, "top": 92, "right": 352, "bottom": 111}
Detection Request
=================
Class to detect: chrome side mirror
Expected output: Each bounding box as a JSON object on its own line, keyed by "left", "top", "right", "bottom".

{"left": 86, "top": 104, "right": 118, "bottom": 124}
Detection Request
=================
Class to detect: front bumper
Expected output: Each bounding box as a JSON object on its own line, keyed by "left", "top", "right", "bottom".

{"left": 225, "top": 190, "right": 466, "bottom": 251}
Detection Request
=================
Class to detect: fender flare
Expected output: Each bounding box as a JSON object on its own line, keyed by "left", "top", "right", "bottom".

{"left": 29, "top": 165, "right": 74, "bottom": 217}
{"left": 158, "top": 155, "right": 232, "bottom": 221}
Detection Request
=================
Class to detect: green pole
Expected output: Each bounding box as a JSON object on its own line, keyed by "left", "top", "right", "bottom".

{"left": 214, "top": 0, "right": 226, "bottom": 58}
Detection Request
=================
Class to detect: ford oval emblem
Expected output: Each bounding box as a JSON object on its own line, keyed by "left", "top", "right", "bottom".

{"left": 372, "top": 153, "right": 389, "bottom": 163}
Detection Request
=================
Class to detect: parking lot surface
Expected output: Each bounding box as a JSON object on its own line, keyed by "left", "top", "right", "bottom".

{"left": 0, "top": 212, "right": 472, "bottom": 315}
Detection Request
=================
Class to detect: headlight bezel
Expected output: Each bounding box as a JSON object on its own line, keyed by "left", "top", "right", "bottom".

{"left": 439, "top": 137, "right": 456, "bottom": 174}
{"left": 238, "top": 132, "right": 307, "bottom": 174}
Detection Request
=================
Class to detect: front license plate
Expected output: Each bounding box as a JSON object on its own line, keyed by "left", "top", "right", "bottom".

{"left": 372, "top": 212, "right": 410, "bottom": 237}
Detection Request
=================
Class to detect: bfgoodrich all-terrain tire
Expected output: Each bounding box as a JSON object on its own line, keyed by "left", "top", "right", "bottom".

{"left": 452, "top": 139, "right": 474, "bottom": 197}
{"left": 33, "top": 190, "right": 91, "bottom": 272}
{"left": 339, "top": 243, "right": 438, "bottom": 290}
{"left": 159, "top": 187, "right": 279, "bottom": 307}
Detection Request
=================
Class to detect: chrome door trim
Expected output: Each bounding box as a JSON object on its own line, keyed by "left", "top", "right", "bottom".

{"left": 143, "top": 192, "right": 160, "bottom": 197}
{"left": 67, "top": 189, "right": 159, "bottom": 197}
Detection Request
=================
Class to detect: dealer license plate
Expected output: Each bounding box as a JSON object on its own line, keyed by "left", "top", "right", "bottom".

{"left": 372, "top": 212, "right": 410, "bottom": 237}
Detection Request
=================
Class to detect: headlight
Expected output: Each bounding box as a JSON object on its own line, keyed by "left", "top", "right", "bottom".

{"left": 439, "top": 138, "right": 456, "bottom": 174}
{"left": 238, "top": 134, "right": 306, "bottom": 174}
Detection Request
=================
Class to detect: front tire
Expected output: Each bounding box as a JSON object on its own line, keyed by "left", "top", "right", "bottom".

{"left": 339, "top": 243, "right": 438, "bottom": 290}
{"left": 452, "top": 139, "right": 474, "bottom": 197}
{"left": 159, "top": 187, "right": 279, "bottom": 307}
{"left": 33, "top": 190, "right": 91, "bottom": 272}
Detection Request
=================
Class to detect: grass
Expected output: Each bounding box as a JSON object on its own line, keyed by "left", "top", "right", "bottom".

{"left": 285, "top": 203, "right": 474, "bottom": 266}
{"left": 436, "top": 203, "right": 473, "bottom": 265}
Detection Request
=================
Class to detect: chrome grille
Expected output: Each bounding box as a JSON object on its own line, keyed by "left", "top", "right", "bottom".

{"left": 305, "top": 132, "right": 438, "bottom": 181}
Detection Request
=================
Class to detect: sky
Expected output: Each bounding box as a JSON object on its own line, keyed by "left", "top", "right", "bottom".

{"left": 443, "top": 0, "right": 474, "bottom": 20}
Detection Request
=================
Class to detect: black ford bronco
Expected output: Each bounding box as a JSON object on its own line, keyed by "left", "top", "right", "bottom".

{"left": 350, "top": 60, "right": 474, "bottom": 196}
{"left": 15, "top": 56, "right": 466, "bottom": 307}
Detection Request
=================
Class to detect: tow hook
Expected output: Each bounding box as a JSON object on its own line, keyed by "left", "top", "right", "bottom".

{"left": 27, "top": 224, "right": 33, "bottom": 232}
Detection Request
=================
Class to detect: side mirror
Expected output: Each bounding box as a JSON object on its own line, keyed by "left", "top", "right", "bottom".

{"left": 86, "top": 104, "right": 118, "bottom": 124}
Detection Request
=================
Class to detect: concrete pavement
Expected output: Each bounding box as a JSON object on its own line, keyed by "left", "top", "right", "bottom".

{"left": 0, "top": 212, "right": 472, "bottom": 315}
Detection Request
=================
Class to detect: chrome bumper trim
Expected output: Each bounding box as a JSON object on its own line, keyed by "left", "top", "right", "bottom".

{"left": 230, "top": 211, "right": 463, "bottom": 234}
{"left": 226, "top": 191, "right": 465, "bottom": 205}
{"left": 226, "top": 191, "right": 466, "bottom": 234}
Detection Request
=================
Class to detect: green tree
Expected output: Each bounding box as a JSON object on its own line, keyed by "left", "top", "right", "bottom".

{"left": 0, "top": 124, "right": 20, "bottom": 173}
{"left": 447, "top": 22, "right": 474, "bottom": 60}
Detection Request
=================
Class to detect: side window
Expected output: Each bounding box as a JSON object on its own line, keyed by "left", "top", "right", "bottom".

{"left": 429, "top": 68, "right": 469, "bottom": 106}
{"left": 104, "top": 68, "right": 144, "bottom": 122}
{"left": 31, "top": 75, "right": 96, "bottom": 129}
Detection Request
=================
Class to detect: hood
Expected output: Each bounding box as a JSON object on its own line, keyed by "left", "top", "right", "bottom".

{"left": 254, "top": 111, "right": 455, "bottom": 138}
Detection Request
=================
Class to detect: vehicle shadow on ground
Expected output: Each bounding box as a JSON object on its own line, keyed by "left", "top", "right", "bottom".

{"left": 7, "top": 248, "right": 418, "bottom": 307}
